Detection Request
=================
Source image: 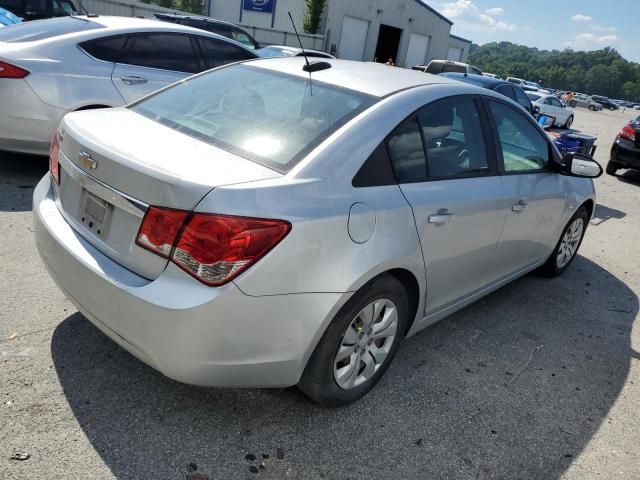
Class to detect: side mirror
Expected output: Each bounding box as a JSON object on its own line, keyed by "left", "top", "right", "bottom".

{"left": 560, "top": 152, "right": 603, "bottom": 178}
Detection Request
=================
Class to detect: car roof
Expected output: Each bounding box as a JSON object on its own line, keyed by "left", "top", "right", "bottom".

{"left": 248, "top": 57, "right": 463, "bottom": 97}
{"left": 439, "top": 72, "right": 508, "bottom": 88}
{"left": 155, "top": 13, "right": 242, "bottom": 29}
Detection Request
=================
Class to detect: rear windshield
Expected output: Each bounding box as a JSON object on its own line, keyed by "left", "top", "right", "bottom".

{"left": 132, "top": 64, "right": 376, "bottom": 172}
{"left": 258, "top": 46, "right": 295, "bottom": 58}
{"left": 0, "top": 17, "right": 102, "bottom": 43}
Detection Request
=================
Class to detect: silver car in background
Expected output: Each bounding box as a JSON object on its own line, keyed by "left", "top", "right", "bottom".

{"left": 34, "top": 59, "right": 602, "bottom": 406}
{"left": 0, "top": 15, "right": 256, "bottom": 155}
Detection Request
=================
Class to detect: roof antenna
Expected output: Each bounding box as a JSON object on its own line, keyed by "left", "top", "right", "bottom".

{"left": 288, "top": 11, "right": 331, "bottom": 73}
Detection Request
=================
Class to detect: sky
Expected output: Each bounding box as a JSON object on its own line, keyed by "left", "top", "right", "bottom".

{"left": 429, "top": 0, "right": 640, "bottom": 63}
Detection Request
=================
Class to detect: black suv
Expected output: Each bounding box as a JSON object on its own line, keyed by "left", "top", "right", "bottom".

{"left": 608, "top": 116, "right": 640, "bottom": 175}
{"left": 591, "top": 95, "right": 619, "bottom": 111}
{"left": 154, "top": 14, "right": 259, "bottom": 50}
{"left": 0, "top": 0, "right": 80, "bottom": 20}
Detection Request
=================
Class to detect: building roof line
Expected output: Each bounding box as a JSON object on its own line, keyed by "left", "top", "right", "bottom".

{"left": 412, "top": 0, "right": 454, "bottom": 25}
{"left": 450, "top": 34, "right": 472, "bottom": 44}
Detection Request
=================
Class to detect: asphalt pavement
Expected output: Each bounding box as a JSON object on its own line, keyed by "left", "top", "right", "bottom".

{"left": 0, "top": 108, "right": 639, "bottom": 480}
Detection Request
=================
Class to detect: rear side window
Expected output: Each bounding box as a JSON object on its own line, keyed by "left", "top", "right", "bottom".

{"left": 199, "top": 37, "right": 255, "bottom": 69}
{"left": 119, "top": 33, "right": 199, "bottom": 73}
{"left": 418, "top": 97, "right": 488, "bottom": 178}
{"left": 513, "top": 87, "right": 532, "bottom": 111}
{"left": 80, "top": 35, "right": 126, "bottom": 62}
{"left": 387, "top": 118, "right": 426, "bottom": 182}
{"left": 489, "top": 101, "right": 549, "bottom": 172}
{"left": 231, "top": 29, "right": 256, "bottom": 49}
{"left": 426, "top": 62, "right": 443, "bottom": 74}
{"left": 495, "top": 84, "right": 515, "bottom": 101}
{"left": 469, "top": 66, "right": 482, "bottom": 75}
{"left": 0, "top": 17, "right": 103, "bottom": 43}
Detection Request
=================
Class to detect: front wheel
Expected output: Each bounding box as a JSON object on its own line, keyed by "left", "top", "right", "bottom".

{"left": 539, "top": 206, "right": 589, "bottom": 277}
{"left": 563, "top": 115, "right": 574, "bottom": 129}
{"left": 588, "top": 105, "right": 596, "bottom": 111}
{"left": 606, "top": 161, "right": 619, "bottom": 175}
{"left": 298, "top": 274, "right": 409, "bottom": 407}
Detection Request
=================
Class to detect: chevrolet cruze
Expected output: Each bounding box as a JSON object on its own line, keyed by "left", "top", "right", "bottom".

{"left": 34, "top": 58, "right": 602, "bottom": 406}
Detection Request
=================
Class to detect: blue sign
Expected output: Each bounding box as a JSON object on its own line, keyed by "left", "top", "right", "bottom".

{"left": 243, "top": 0, "right": 275, "bottom": 13}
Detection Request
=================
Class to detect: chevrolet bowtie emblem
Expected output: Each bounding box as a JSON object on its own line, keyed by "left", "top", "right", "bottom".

{"left": 78, "top": 151, "right": 98, "bottom": 170}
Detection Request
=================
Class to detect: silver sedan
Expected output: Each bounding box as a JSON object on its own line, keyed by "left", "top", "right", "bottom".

{"left": 0, "top": 15, "right": 256, "bottom": 155}
{"left": 34, "top": 58, "right": 602, "bottom": 406}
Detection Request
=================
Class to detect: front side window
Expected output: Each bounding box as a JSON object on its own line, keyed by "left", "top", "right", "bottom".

{"left": 119, "top": 33, "right": 199, "bottom": 73}
{"left": 418, "top": 97, "right": 488, "bottom": 178}
{"left": 489, "top": 101, "right": 549, "bottom": 173}
{"left": 132, "top": 64, "right": 375, "bottom": 172}
{"left": 549, "top": 97, "right": 563, "bottom": 107}
{"left": 199, "top": 37, "right": 255, "bottom": 69}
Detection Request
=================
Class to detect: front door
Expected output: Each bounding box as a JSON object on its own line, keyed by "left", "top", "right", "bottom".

{"left": 387, "top": 96, "right": 507, "bottom": 314}
{"left": 486, "top": 100, "right": 567, "bottom": 278}
{"left": 111, "top": 33, "right": 199, "bottom": 104}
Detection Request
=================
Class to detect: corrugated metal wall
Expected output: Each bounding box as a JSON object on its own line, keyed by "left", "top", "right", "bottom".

{"left": 324, "top": 0, "right": 453, "bottom": 64}
{"left": 448, "top": 36, "right": 471, "bottom": 63}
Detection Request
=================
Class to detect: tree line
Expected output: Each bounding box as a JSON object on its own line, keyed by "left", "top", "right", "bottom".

{"left": 469, "top": 42, "right": 640, "bottom": 101}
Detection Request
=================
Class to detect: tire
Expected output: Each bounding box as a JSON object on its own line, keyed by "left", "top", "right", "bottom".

{"left": 539, "top": 206, "right": 589, "bottom": 277}
{"left": 563, "top": 115, "right": 574, "bottom": 129}
{"left": 298, "top": 274, "right": 409, "bottom": 407}
{"left": 588, "top": 105, "right": 596, "bottom": 111}
{"left": 609, "top": 106, "right": 616, "bottom": 111}
{"left": 606, "top": 161, "right": 619, "bottom": 175}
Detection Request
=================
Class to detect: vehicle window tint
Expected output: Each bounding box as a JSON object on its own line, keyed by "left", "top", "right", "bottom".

{"left": 231, "top": 30, "right": 255, "bottom": 48}
{"left": 199, "top": 37, "right": 255, "bottom": 69}
{"left": 25, "top": 0, "right": 46, "bottom": 14}
{"left": 419, "top": 97, "right": 488, "bottom": 178}
{"left": 80, "top": 35, "right": 127, "bottom": 62}
{"left": 120, "top": 34, "right": 198, "bottom": 73}
{"left": 0, "top": 16, "right": 103, "bottom": 43}
{"left": 387, "top": 118, "right": 427, "bottom": 182}
{"left": 426, "top": 62, "right": 443, "bottom": 74}
{"left": 469, "top": 66, "right": 482, "bottom": 75}
{"left": 52, "top": 0, "right": 76, "bottom": 15}
{"left": 549, "top": 97, "right": 562, "bottom": 107}
{"left": 495, "top": 84, "right": 515, "bottom": 100}
{"left": 513, "top": 87, "right": 532, "bottom": 110}
{"left": 132, "top": 64, "right": 375, "bottom": 172}
{"left": 489, "top": 101, "right": 549, "bottom": 172}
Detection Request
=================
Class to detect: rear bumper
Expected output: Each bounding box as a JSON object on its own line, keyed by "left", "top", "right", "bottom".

{"left": 0, "top": 79, "right": 67, "bottom": 155}
{"left": 611, "top": 140, "right": 640, "bottom": 170}
{"left": 33, "top": 175, "right": 343, "bottom": 387}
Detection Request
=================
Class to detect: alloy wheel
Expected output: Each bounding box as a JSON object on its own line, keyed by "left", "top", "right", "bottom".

{"left": 333, "top": 299, "right": 398, "bottom": 390}
{"left": 556, "top": 218, "right": 584, "bottom": 269}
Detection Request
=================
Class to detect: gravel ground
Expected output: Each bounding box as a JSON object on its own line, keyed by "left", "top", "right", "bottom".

{"left": 0, "top": 107, "right": 639, "bottom": 480}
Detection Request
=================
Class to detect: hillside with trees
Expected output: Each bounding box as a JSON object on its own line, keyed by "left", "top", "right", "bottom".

{"left": 469, "top": 42, "right": 640, "bottom": 101}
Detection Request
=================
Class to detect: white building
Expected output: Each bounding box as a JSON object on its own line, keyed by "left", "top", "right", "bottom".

{"left": 208, "top": 0, "right": 472, "bottom": 66}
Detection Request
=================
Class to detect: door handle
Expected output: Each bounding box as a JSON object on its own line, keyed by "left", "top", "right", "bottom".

{"left": 121, "top": 75, "right": 148, "bottom": 85}
{"left": 428, "top": 213, "right": 453, "bottom": 224}
{"left": 512, "top": 200, "right": 529, "bottom": 212}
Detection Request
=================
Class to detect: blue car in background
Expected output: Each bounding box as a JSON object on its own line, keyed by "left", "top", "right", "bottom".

{"left": 0, "top": 6, "right": 21, "bottom": 26}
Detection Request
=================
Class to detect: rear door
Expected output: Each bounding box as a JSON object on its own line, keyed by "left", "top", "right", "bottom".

{"left": 111, "top": 33, "right": 201, "bottom": 103}
{"left": 486, "top": 99, "right": 567, "bottom": 277}
{"left": 388, "top": 95, "right": 508, "bottom": 314}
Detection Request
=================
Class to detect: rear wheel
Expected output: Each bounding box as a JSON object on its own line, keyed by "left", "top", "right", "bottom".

{"left": 588, "top": 105, "right": 596, "bottom": 111}
{"left": 298, "top": 274, "right": 409, "bottom": 407}
{"left": 606, "top": 161, "right": 619, "bottom": 175}
{"left": 563, "top": 115, "right": 574, "bottom": 129}
{"left": 539, "top": 206, "right": 589, "bottom": 277}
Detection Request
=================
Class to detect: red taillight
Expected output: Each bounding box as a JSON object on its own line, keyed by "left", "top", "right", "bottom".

{"left": 49, "top": 132, "right": 60, "bottom": 185}
{"left": 135, "top": 208, "right": 291, "bottom": 286}
{"left": 135, "top": 207, "right": 190, "bottom": 258}
{"left": 620, "top": 125, "right": 636, "bottom": 142}
{"left": 172, "top": 214, "right": 291, "bottom": 286}
{"left": 0, "top": 61, "right": 29, "bottom": 79}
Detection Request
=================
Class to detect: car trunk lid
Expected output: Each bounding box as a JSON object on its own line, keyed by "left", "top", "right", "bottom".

{"left": 55, "top": 107, "right": 280, "bottom": 279}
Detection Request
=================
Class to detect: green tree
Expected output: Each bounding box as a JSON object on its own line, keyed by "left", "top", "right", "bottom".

{"left": 302, "top": 0, "right": 326, "bottom": 34}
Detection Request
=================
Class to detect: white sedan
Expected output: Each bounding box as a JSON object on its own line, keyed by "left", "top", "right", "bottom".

{"left": 527, "top": 92, "right": 575, "bottom": 129}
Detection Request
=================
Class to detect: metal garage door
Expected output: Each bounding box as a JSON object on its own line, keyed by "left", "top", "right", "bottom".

{"left": 405, "top": 33, "right": 430, "bottom": 68}
{"left": 339, "top": 16, "right": 369, "bottom": 61}
{"left": 447, "top": 46, "right": 463, "bottom": 61}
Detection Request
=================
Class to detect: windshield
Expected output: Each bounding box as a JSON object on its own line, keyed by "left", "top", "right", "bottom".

{"left": 0, "top": 17, "right": 101, "bottom": 43}
{"left": 132, "top": 64, "right": 376, "bottom": 172}
{"left": 257, "top": 46, "right": 296, "bottom": 58}
{"left": 0, "top": 7, "right": 21, "bottom": 24}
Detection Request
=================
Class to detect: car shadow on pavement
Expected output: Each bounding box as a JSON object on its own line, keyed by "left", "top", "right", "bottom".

{"left": 0, "top": 152, "right": 47, "bottom": 212}
{"left": 51, "top": 256, "right": 637, "bottom": 480}
{"left": 591, "top": 203, "right": 626, "bottom": 226}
